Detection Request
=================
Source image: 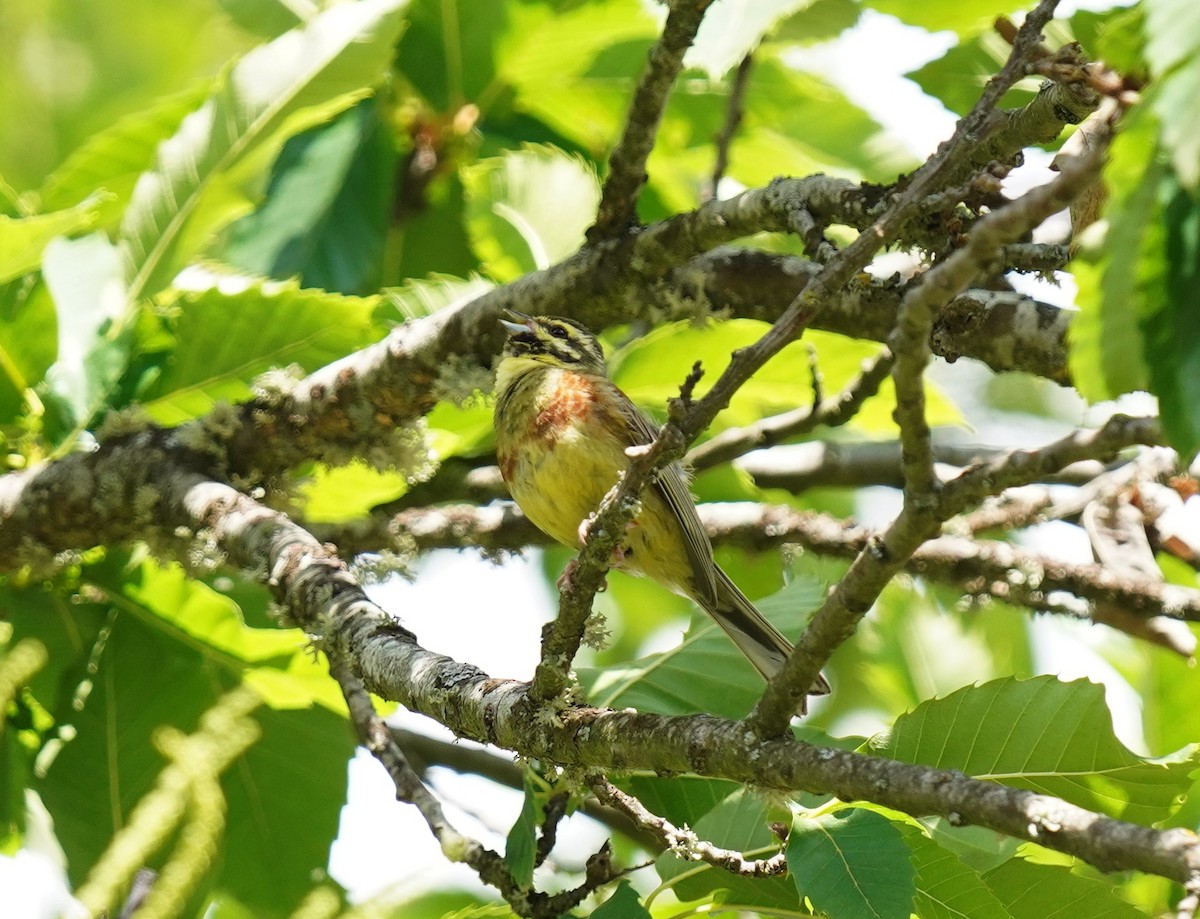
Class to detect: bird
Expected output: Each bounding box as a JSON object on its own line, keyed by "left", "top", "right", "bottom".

{"left": 493, "top": 310, "right": 830, "bottom": 709}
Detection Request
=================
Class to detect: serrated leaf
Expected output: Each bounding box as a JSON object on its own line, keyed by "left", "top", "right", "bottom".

{"left": 896, "top": 824, "right": 1010, "bottom": 919}
{"left": 983, "top": 857, "right": 1146, "bottom": 919}
{"left": 0, "top": 196, "right": 106, "bottom": 285}
{"left": 220, "top": 99, "right": 394, "bottom": 295}
{"left": 461, "top": 145, "right": 599, "bottom": 283}
{"left": 86, "top": 554, "right": 343, "bottom": 712}
{"left": 1069, "top": 106, "right": 1161, "bottom": 401}
{"left": 119, "top": 0, "right": 408, "bottom": 303}
{"left": 787, "top": 808, "right": 916, "bottom": 919}
{"left": 592, "top": 880, "right": 651, "bottom": 918}
{"left": 873, "top": 676, "right": 1198, "bottom": 824}
{"left": 384, "top": 274, "right": 494, "bottom": 322}
{"left": 578, "top": 577, "right": 824, "bottom": 718}
{"left": 39, "top": 83, "right": 212, "bottom": 225}
{"left": 504, "top": 778, "right": 539, "bottom": 887}
{"left": 141, "top": 268, "right": 378, "bottom": 425}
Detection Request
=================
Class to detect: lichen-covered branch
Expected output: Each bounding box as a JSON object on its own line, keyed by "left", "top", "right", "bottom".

{"left": 590, "top": 776, "right": 788, "bottom": 877}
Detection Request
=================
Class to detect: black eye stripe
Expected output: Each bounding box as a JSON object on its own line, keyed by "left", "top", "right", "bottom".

{"left": 548, "top": 325, "right": 570, "bottom": 340}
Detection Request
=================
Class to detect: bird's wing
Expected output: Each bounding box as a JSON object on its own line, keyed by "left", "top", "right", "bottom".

{"left": 613, "top": 388, "right": 719, "bottom": 605}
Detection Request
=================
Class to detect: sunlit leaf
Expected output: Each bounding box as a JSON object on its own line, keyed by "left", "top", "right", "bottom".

{"left": 298, "top": 462, "right": 409, "bottom": 524}
{"left": 39, "top": 83, "right": 212, "bottom": 226}
{"left": 0, "top": 196, "right": 106, "bottom": 285}
{"left": 873, "top": 675, "right": 1198, "bottom": 824}
{"left": 686, "top": 0, "right": 818, "bottom": 79}
{"left": 40, "top": 233, "right": 131, "bottom": 432}
{"left": 119, "top": 0, "right": 408, "bottom": 303}
{"left": 140, "top": 267, "right": 379, "bottom": 425}
{"left": 461, "top": 145, "right": 599, "bottom": 282}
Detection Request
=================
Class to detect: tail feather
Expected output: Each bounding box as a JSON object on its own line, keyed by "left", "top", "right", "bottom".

{"left": 705, "top": 568, "right": 831, "bottom": 706}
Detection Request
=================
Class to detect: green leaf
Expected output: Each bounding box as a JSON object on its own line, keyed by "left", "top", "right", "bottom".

{"left": 119, "top": 0, "right": 409, "bottom": 303}
{"left": 686, "top": 0, "right": 818, "bottom": 79}
{"left": 0, "top": 276, "right": 60, "bottom": 421}
{"left": 140, "top": 268, "right": 379, "bottom": 425}
{"left": 1146, "top": 0, "right": 1200, "bottom": 189}
{"left": 220, "top": 99, "right": 395, "bottom": 295}
{"left": 873, "top": 675, "right": 1198, "bottom": 824}
{"left": 865, "top": 0, "right": 1027, "bottom": 37}
{"left": 498, "top": 0, "right": 657, "bottom": 154}
{"left": 298, "top": 462, "right": 409, "bottom": 524}
{"left": 897, "top": 824, "right": 1010, "bottom": 919}
{"left": 770, "top": 0, "right": 861, "bottom": 44}
{"left": 217, "top": 0, "right": 306, "bottom": 37}
{"left": 1142, "top": 177, "right": 1200, "bottom": 458}
{"left": 0, "top": 195, "right": 106, "bottom": 285}
{"left": 592, "top": 880, "right": 652, "bottom": 918}
{"left": 85, "top": 554, "right": 344, "bottom": 712}
{"left": 1068, "top": 106, "right": 1161, "bottom": 401}
{"left": 40, "top": 233, "right": 132, "bottom": 431}
{"left": 578, "top": 577, "right": 825, "bottom": 718}
{"left": 787, "top": 808, "right": 916, "bottom": 919}
{"left": 983, "top": 857, "right": 1147, "bottom": 919}
{"left": 12, "top": 594, "right": 353, "bottom": 915}
{"left": 504, "top": 778, "right": 539, "bottom": 887}
{"left": 621, "top": 774, "right": 742, "bottom": 830}
{"left": 461, "top": 145, "right": 599, "bottom": 283}
{"left": 383, "top": 274, "right": 494, "bottom": 322}
{"left": 907, "top": 31, "right": 1037, "bottom": 118}
{"left": 1070, "top": 7, "right": 1146, "bottom": 80}
{"left": 219, "top": 704, "right": 353, "bottom": 913}
{"left": 39, "top": 83, "right": 213, "bottom": 226}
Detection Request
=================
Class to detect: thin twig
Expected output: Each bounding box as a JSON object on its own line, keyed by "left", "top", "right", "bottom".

{"left": 703, "top": 52, "right": 755, "bottom": 203}
{"left": 687, "top": 348, "right": 893, "bottom": 471}
{"left": 591, "top": 776, "right": 788, "bottom": 877}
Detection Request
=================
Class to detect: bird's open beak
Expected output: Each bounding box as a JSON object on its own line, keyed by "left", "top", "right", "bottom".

{"left": 499, "top": 309, "right": 535, "bottom": 337}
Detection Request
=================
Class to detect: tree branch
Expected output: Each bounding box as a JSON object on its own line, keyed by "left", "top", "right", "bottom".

{"left": 590, "top": 776, "right": 788, "bottom": 877}
{"left": 590, "top": 0, "right": 717, "bottom": 238}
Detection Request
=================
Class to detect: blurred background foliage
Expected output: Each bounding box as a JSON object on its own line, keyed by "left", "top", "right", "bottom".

{"left": 2, "top": 0, "right": 1199, "bottom": 917}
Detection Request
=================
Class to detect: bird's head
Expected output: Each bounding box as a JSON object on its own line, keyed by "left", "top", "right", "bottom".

{"left": 498, "top": 311, "right": 607, "bottom": 376}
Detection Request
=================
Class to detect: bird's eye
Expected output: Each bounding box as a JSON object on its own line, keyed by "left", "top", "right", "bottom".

{"left": 548, "top": 325, "right": 570, "bottom": 340}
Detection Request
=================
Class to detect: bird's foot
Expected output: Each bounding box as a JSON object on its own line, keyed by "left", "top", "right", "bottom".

{"left": 557, "top": 559, "right": 611, "bottom": 593}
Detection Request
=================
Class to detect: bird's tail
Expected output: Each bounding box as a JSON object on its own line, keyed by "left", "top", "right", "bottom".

{"left": 708, "top": 568, "right": 831, "bottom": 708}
